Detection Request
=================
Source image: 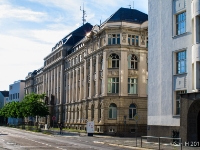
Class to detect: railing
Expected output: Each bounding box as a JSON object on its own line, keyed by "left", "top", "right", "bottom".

{"left": 141, "top": 136, "right": 182, "bottom": 150}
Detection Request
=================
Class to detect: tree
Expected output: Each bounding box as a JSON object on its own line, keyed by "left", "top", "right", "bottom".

{"left": 0, "top": 93, "right": 49, "bottom": 125}
{"left": 22, "top": 93, "right": 49, "bottom": 118}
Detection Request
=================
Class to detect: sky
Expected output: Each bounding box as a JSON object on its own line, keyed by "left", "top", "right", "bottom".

{"left": 0, "top": 0, "right": 148, "bottom": 91}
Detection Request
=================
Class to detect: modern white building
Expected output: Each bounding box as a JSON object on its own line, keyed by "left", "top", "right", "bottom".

{"left": 8, "top": 80, "right": 25, "bottom": 125}
{"left": 148, "top": 0, "right": 200, "bottom": 144}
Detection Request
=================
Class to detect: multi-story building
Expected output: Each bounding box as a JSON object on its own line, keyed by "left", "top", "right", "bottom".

{"left": 8, "top": 80, "right": 25, "bottom": 125}
{"left": 148, "top": 0, "right": 200, "bottom": 143}
{"left": 0, "top": 91, "right": 9, "bottom": 123}
{"left": 64, "top": 8, "right": 148, "bottom": 136}
{"left": 25, "top": 7, "right": 148, "bottom": 136}
{"left": 0, "top": 91, "right": 9, "bottom": 108}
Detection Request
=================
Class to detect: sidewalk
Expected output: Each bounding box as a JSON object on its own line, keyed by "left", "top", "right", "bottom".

{"left": 41, "top": 129, "right": 200, "bottom": 150}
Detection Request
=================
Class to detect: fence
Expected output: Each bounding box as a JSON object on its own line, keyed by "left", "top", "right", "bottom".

{"left": 141, "top": 136, "right": 182, "bottom": 150}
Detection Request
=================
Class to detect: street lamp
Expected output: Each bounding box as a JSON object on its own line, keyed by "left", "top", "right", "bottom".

{"left": 124, "top": 115, "right": 126, "bottom": 137}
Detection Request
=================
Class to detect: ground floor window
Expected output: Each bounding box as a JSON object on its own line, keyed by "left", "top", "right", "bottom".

{"left": 175, "top": 90, "right": 186, "bottom": 115}
{"left": 109, "top": 103, "right": 117, "bottom": 119}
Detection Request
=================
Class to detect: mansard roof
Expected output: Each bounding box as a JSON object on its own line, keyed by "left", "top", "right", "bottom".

{"left": 102, "top": 7, "right": 148, "bottom": 25}
{"left": 0, "top": 91, "right": 9, "bottom": 97}
{"left": 52, "top": 23, "right": 93, "bottom": 52}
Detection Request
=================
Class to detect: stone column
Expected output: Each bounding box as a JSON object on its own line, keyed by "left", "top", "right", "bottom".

{"left": 120, "top": 51, "right": 128, "bottom": 96}
{"left": 102, "top": 52, "right": 107, "bottom": 96}
{"left": 65, "top": 72, "right": 68, "bottom": 104}
{"left": 89, "top": 57, "right": 93, "bottom": 98}
{"left": 84, "top": 60, "right": 87, "bottom": 99}
{"left": 57, "top": 66, "right": 59, "bottom": 104}
{"left": 96, "top": 54, "right": 99, "bottom": 96}
{"left": 47, "top": 71, "right": 50, "bottom": 97}
{"left": 79, "top": 66, "right": 82, "bottom": 101}
{"left": 75, "top": 68, "right": 78, "bottom": 102}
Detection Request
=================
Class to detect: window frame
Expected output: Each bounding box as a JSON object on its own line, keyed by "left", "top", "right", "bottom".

{"left": 108, "top": 53, "right": 119, "bottom": 68}
{"left": 128, "top": 54, "right": 138, "bottom": 69}
{"left": 108, "top": 34, "right": 120, "bottom": 45}
{"left": 176, "top": 11, "right": 186, "bottom": 35}
{"left": 108, "top": 78, "right": 119, "bottom": 93}
{"left": 175, "top": 90, "right": 186, "bottom": 115}
{"left": 176, "top": 50, "right": 186, "bottom": 74}
{"left": 108, "top": 103, "right": 117, "bottom": 119}
{"left": 129, "top": 103, "right": 137, "bottom": 119}
{"left": 128, "top": 78, "right": 138, "bottom": 94}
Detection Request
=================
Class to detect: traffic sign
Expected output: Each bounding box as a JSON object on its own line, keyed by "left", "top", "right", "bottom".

{"left": 133, "top": 114, "right": 140, "bottom": 122}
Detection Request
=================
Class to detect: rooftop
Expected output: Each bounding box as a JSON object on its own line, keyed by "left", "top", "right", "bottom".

{"left": 0, "top": 91, "right": 9, "bottom": 97}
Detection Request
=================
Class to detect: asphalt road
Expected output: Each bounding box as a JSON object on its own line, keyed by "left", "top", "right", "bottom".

{"left": 0, "top": 127, "right": 139, "bottom": 150}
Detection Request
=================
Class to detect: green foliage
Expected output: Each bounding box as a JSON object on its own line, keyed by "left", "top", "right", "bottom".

{"left": 0, "top": 93, "right": 49, "bottom": 119}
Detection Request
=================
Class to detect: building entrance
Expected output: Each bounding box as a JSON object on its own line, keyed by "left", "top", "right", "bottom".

{"left": 198, "top": 111, "right": 200, "bottom": 142}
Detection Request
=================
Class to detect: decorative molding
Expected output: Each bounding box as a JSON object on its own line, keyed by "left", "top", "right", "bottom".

{"left": 122, "top": 32, "right": 127, "bottom": 43}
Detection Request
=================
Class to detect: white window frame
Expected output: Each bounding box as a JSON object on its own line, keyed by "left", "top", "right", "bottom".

{"left": 108, "top": 34, "right": 120, "bottom": 45}
{"left": 108, "top": 103, "right": 117, "bottom": 119}
{"left": 108, "top": 78, "right": 119, "bottom": 93}
{"left": 128, "top": 78, "right": 137, "bottom": 94}
{"left": 108, "top": 54, "right": 119, "bottom": 68}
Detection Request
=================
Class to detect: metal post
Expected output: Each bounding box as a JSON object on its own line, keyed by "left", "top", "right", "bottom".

{"left": 136, "top": 121, "right": 138, "bottom": 147}
{"left": 141, "top": 136, "right": 142, "bottom": 147}
{"left": 181, "top": 138, "right": 182, "bottom": 150}
{"left": 159, "top": 137, "right": 160, "bottom": 150}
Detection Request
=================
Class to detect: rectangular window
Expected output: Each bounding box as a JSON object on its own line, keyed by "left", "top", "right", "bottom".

{"left": 108, "top": 34, "right": 120, "bottom": 45}
{"left": 175, "top": 90, "right": 186, "bottom": 115}
{"left": 128, "top": 78, "right": 137, "bottom": 94}
{"left": 128, "top": 34, "right": 139, "bottom": 46}
{"left": 176, "top": 51, "right": 186, "bottom": 74}
{"left": 176, "top": 12, "right": 186, "bottom": 35}
{"left": 108, "top": 78, "right": 119, "bottom": 93}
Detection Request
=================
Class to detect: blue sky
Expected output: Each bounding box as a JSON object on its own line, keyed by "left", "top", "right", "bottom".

{"left": 0, "top": 0, "right": 148, "bottom": 91}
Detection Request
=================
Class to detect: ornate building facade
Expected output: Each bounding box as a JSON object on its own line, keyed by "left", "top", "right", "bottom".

{"left": 25, "top": 8, "right": 148, "bottom": 136}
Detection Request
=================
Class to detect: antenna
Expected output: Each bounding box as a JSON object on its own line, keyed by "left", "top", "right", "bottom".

{"left": 133, "top": 1, "right": 134, "bottom": 9}
{"left": 80, "top": 3, "right": 86, "bottom": 25}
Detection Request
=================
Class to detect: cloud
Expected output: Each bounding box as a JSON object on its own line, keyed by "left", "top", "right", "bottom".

{"left": 0, "top": 4, "right": 47, "bottom": 22}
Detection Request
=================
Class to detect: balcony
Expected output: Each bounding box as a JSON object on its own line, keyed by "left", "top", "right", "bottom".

{"left": 192, "top": 43, "right": 200, "bottom": 63}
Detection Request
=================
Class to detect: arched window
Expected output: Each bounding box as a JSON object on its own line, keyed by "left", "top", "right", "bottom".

{"left": 109, "top": 103, "right": 117, "bottom": 119}
{"left": 91, "top": 105, "right": 94, "bottom": 121}
{"left": 108, "top": 53, "right": 119, "bottom": 68}
{"left": 129, "top": 104, "right": 137, "bottom": 119}
{"left": 128, "top": 54, "right": 138, "bottom": 69}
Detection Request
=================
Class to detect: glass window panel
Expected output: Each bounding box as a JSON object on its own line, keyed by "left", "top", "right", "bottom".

{"left": 117, "top": 37, "right": 120, "bottom": 44}
{"left": 116, "top": 78, "right": 119, "bottom": 82}
{"left": 112, "top": 83, "right": 115, "bottom": 93}
{"left": 112, "top": 38, "right": 116, "bottom": 44}
{"left": 129, "top": 109, "right": 132, "bottom": 118}
{"left": 113, "top": 108, "right": 117, "bottom": 118}
{"left": 116, "top": 83, "right": 119, "bottom": 93}
{"left": 109, "top": 108, "right": 112, "bottom": 118}
{"left": 117, "top": 60, "right": 119, "bottom": 67}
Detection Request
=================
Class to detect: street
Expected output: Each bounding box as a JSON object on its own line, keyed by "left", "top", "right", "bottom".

{"left": 0, "top": 126, "right": 141, "bottom": 150}
{"left": 0, "top": 127, "right": 199, "bottom": 150}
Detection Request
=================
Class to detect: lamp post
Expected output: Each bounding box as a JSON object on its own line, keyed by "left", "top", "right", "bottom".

{"left": 124, "top": 115, "right": 126, "bottom": 137}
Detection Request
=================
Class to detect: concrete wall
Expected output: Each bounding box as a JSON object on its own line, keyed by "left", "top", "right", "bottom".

{"left": 148, "top": 0, "right": 192, "bottom": 127}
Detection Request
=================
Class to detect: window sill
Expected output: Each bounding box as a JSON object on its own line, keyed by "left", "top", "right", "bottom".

{"left": 173, "top": 115, "right": 180, "bottom": 118}
{"left": 173, "top": 72, "right": 187, "bottom": 76}
{"left": 172, "top": 32, "right": 188, "bottom": 39}
{"left": 108, "top": 118, "right": 117, "bottom": 120}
